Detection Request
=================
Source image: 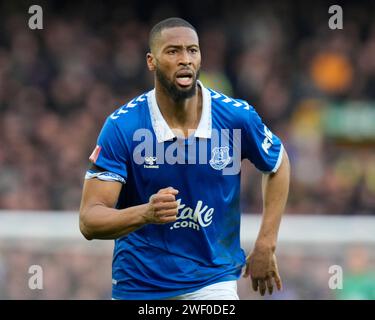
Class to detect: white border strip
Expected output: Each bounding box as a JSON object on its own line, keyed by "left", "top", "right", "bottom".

{"left": 0, "top": 212, "right": 375, "bottom": 243}
{"left": 271, "top": 144, "right": 284, "bottom": 173}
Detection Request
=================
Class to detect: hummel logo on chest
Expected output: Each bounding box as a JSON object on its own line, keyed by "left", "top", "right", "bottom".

{"left": 144, "top": 156, "right": 159, "bottom": 169}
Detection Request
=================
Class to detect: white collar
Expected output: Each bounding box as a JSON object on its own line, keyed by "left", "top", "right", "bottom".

{"left": 147, "top": 80, "right": 212, "bottom": 143}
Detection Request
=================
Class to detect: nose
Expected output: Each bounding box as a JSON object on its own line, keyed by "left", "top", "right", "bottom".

{"left": 178, "top": 48, "right": 191, "bottom": 66}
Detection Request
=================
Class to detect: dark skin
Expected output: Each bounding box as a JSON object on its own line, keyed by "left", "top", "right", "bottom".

{"left": 243, "top": 151, "right": 290, "bottom": 295}
{"left": 80, "top": 26, "right": 290, "bottom": 297}
{"left": 146, "top": 27, "right": 202, "bottom": 138}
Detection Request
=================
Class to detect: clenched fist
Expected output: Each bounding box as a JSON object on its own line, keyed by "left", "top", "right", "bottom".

{"left": 144, "top": 187, "right": 179, "bottom": 224}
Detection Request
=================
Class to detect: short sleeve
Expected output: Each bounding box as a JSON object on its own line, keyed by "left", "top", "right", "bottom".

{"left": 86, "top": 117, "right": 128, "bottom": 183}
{"left": 242, "top": 106, "right": 283, "bottom": 173}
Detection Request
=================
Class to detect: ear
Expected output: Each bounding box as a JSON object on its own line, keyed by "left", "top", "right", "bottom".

{"left": 146, "top": 52, "right": 156, "bottom": 71}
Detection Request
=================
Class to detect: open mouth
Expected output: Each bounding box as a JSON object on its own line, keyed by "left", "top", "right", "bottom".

{"left": 175, "top": 70, "right": 194, "bottom": 87}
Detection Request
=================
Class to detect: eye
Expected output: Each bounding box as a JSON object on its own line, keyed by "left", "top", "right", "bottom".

{"left": 167, "top": 49, "right": 177, "bottom": 55}
{"left": 189, "top": 48, "right": 198, "bottom": 54}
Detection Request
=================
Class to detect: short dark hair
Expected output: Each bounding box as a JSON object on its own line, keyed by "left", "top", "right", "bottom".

{"left": 149, "top": 17, "right": 197, "bottom": 52}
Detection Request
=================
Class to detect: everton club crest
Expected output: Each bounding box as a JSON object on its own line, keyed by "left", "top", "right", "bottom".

{"left": 209, "top": 146, "right": 232, "bottom": 170}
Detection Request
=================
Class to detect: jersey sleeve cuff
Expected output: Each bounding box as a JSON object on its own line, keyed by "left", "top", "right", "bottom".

{"left": 270, "top": 144, "right": 284, "bottom": 173}
{"left": 85, "top": 170, "right": 126, "bottom": 184}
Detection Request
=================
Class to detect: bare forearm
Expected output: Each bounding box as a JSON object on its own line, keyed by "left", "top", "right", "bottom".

{"left": 256, "top": 150, "right": 290, "bottom": 251}
{"left": 80, "top": 203, "right": 148, "bottom": 240}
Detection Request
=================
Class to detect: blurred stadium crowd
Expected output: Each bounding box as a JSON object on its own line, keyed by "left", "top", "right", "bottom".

{"left": 1, "top": 242, "right": 375, "bottom": 299}
{"left": 0, "top": 0, "right": 375, "bottom": 214}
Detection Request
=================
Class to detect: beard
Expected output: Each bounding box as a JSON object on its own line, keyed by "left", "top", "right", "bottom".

{"left": 156, "top": 67, "right": 200, "bottom": 102}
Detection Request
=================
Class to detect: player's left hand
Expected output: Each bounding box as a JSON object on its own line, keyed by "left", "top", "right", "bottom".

{"left": 243, "top": 246, "right": 282, "bottom": 296}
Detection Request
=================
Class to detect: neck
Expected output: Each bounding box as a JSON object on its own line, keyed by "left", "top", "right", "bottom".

{"left": 155, "top": 82, "right": 202, "bottom": 136}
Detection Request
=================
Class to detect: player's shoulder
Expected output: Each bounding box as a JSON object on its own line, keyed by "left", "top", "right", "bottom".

{"left": 102, "top": 91, "right": 151, "bottom": 137}
{"left": 206, "top": 87, "right": 256, "bottom": 121}
{"left": 208, "top": 88, "right": 254, "bottom": 113}
{"left": 108, "top": 91, "right": 149, "bottom": 123}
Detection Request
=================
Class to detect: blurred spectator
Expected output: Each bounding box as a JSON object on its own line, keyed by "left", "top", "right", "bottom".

{"left": 336, "top": 245, "right": 375, "bottom": 300}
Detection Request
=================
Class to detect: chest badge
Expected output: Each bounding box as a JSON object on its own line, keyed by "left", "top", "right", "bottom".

{"left": 209, "top": 146, "right": 231, "bottom": 170}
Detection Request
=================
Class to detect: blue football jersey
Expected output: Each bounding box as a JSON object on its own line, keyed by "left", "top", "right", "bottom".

{"left": 85, "top": 81, "right": 284, "bottom": 299}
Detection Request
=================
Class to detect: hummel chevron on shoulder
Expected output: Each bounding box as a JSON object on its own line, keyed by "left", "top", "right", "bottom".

{"left": 110, "top": 94, "right": 146, "bottom": 119}
{"left": 209, "top": 89, "right": 250, "bottom": 110}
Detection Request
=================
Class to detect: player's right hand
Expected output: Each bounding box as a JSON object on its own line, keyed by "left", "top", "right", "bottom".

{"left": 144, "top": 187, "right": 179, "bottom": 224}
